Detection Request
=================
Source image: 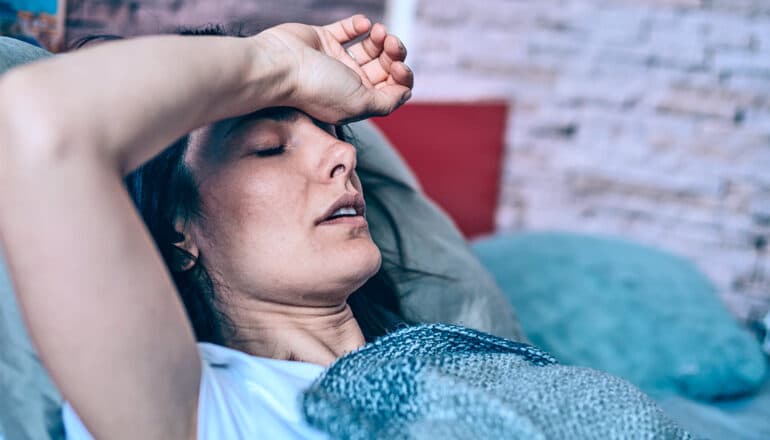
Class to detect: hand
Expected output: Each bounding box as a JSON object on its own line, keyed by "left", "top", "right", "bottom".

{"left": 256, "top": 15, "right": 414, "bottom": 124}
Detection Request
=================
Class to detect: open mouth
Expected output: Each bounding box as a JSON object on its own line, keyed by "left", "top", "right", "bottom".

{"left": 316, "top": 193, "right": 367, "bottom": 225}
{"left": 326, "top": 206, "right": 361, "bottom": 220}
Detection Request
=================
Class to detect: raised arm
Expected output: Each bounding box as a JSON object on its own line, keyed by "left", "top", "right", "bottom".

{"left": 0, "top": 15, "right": 411, "bottom": 439}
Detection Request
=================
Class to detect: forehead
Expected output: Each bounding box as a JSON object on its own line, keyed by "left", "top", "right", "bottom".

{"left": 185, "top": 107, "right": 337, "bottom": 171}
{"left": 221, "top": 107, "right": 334, "bottom": 140}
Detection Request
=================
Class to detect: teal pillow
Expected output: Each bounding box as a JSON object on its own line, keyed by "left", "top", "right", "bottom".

{"left": 472, "top": 232, "right": 768, "bottom": 400}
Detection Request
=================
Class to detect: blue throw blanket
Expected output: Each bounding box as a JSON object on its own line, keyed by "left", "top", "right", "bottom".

{"left": 302, "top": 324, "right": 692, "bottom": 439}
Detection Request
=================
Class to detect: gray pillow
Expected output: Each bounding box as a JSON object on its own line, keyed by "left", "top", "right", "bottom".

{"left": 350, "top": 121, "right": 524, "bottom": 341}
{"left": 0, "top": 37, "right": 50, "bottom": 73}
{"left": 0, "top": 254, "right": 65, "bottom": 440}
{"left": 0, "top": 36, "right": 524, "bottom": 440}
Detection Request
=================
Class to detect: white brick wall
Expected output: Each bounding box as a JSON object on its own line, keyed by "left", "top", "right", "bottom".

{"left": 410, "top": 0, "right": 770, "bottom": 321}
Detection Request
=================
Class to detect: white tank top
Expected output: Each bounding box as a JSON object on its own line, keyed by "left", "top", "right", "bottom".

{"left": 63, "top": 342, "right": 329, "bottom": 439}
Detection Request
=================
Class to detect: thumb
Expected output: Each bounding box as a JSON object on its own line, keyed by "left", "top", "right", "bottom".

{"left": 366, "top": 86, "right": 412, "bottom": 118}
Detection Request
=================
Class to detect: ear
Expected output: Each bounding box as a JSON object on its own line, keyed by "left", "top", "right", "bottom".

{"left": 170, "top": 218, "right": 199, "bottom": 272}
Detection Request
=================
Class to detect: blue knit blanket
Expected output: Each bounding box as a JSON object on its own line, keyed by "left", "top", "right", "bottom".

{"left": 302, "top": 324, "right": 692, "bottom": 439}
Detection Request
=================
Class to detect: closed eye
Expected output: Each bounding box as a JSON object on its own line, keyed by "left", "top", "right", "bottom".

{"left": 253, "top": 145, "right": 286, "bottom": 157}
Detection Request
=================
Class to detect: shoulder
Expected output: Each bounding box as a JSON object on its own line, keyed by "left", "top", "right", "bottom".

{"left": 63, "top": 343, "right": 328, "bottom": 439}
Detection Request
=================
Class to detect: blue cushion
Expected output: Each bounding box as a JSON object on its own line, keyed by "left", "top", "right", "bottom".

{"left": 472, "top": 231, "right": 768, "bottom": 400}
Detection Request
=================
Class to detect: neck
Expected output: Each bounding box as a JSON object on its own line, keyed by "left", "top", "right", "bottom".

{"left": 223, "top": 296, "right": 366, "bottom": 367}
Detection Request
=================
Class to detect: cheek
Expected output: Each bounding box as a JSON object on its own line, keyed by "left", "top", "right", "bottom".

{"left": 197, "top": 172, "right": 308, "bottom": 270}
{"left": 351, "top": 171, "right": 363, "bottom": 193}
{"left": 193, "top": 167, "right": 380, "bottom": 300}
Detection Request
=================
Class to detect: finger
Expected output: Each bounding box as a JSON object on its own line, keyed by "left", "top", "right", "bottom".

{"left": 334, "top": 85, "right": 411, "bottom": 124}
{"left": 345, "top": 22, "right": 387, "bottom": 65}
{"left": 360, "top": 34, "right": 409, "bottom": 84}
{"left": 335, "top": 85, "right": 412, "bottom": 124}
{"left": 376, "top": 63, "right": 413, "bottom": 89}
{"left": 332, "top": 46, "right": 375, "bottom": 88}
{"left": 361, "top": 50, "right": 396, "bottom": 84}
{"left": 322, "top": 14, "right": 371, "bottom": 44}
{"left": 370, "top": 85, "right": 412, "bottom": 116}
{"left": 379, "top": 72, "right": 408, "bottom": 88}
{"left": 384, "top": 34, "right": 407, "bottom": 62}
{"left": 390, "top": 61, "right": 414, "bottom": 88}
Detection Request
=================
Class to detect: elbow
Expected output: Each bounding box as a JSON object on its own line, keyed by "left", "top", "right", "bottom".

{"left": 0, "top": 70, "right": 75, "bottom": 168}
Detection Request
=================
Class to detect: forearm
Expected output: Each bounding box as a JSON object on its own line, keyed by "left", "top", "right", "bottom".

{"left": 0, "top": 34, "right": 289, "bottom": 173}
{"left": 0, "top": 35, "right": 257, "bottom": 439}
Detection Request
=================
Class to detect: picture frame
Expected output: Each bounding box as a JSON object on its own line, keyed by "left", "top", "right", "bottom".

{"left": 0, "top": 0, "right": 67, "bottom": 52}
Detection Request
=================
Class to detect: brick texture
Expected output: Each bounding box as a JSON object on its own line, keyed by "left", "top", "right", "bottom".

{"left": 411, "top": 0, "right": 770, "bottom": 321}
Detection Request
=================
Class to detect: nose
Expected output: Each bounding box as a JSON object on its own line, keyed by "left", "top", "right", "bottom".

{"left": 326, "top": 140, "right": 357, "bottom": 182}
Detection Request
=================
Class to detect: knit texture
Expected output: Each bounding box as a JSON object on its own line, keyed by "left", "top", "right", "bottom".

{"left": 302, "top": 324, "right": 692, "bottom": 439}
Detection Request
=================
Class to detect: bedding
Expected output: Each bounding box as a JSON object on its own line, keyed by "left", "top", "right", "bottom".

{"left": 657, "top": 379, "right": 770, "bottom": 440}
{"left": 302, "top": 323, "right": 692, "bottom": 439}
{"left": 762, "top": 312, "right": 770, "bottom": 355}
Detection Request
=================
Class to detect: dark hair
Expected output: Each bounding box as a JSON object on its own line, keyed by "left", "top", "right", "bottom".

{"left": 124, "top": 136, "right": 228, "bottom": 344}
{"left": 117, "top": 25, "right": 417, "bottom": 345}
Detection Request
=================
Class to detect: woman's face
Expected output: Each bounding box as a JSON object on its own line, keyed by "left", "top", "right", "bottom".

{"left": 183, "top": 108, "right": 381, "bottom": 306}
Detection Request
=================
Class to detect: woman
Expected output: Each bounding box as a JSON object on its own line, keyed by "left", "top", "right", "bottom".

{"left": 0, "top": 15, "right": 413, "bottom": 439}
{"left": 0, "top": 15, "right": 693, "bottom": 440}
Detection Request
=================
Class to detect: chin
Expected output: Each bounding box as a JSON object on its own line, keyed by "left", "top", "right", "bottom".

{"left": 353, "top": 241, "right": 383, "bottom": 285}
{"left": 361, "top": 243, "right": 383, "bottom": 279}
{"left": 332, "top": 241, "right": 383, "bottom": 294}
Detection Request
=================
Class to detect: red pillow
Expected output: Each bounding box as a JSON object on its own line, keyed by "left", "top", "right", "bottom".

{"left": 372, "top": 102, "right": 509, "bottom": 238}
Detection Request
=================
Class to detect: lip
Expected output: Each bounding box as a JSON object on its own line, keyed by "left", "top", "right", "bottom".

{"left": 317, "top": 215, "right": 368, "bottom": 227}
{"left": 316, "top": 193, "right": 367, "bottom": 226}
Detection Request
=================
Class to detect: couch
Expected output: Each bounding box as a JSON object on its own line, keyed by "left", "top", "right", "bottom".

{"left": 1, "top": 36, "right": 768, "bottom": 440}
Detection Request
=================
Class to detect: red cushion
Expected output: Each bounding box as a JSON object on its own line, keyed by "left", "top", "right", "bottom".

{"left": 371, "top": 102, "right": 508, "bottom": 238}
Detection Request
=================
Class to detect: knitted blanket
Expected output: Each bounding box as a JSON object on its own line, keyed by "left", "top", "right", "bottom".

{"left": 302, "top": 324, "right": 692, "bottom": 439}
